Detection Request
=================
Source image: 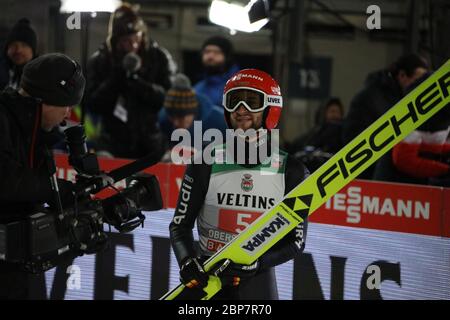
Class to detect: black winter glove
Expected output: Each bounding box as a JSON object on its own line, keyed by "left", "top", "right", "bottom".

{"left": 212, "top": 259, "right": 260, "bottom": 287}
{"left": 179, "top": 257, "right": 209, "bottom": 289}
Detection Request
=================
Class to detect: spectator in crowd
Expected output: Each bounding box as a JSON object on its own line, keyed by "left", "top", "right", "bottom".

{"left": 194, "top": 36, "right": 239, "bottom": 107}
{"left": 374, "top": 72, "right": 450, "bottom": 186}
{"left": 342, "top": 53, "right": 429, "bottom": 179}
{"left": 0, "top": 18, "right": 37, "bottom": 90}
{"left": 85, "top": 3, "right": 176, "bottom": 159}
{"left": 288, "top": 97, "right": 345, "bottom": 155}
{"left": 159, "top": 73, "right": 227, "bottom": 162}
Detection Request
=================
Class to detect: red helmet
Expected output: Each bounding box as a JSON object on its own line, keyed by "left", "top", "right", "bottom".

{"left": 222, "top": 68, "right": 283, "bottom": 130}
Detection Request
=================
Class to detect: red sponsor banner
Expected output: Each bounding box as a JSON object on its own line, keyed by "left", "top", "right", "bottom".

{"left": 309, "top": 180, "right": 444, "bottom": 237}
{"left": 54, "top": 154, "right": 449, "bottom": 237}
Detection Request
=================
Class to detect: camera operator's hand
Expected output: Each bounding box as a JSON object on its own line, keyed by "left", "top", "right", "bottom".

{"left": 213, "top": 259, "right": 260, "bottom": 287}
{"left": 179, "top": 257, "right": 209, "bottom": 289}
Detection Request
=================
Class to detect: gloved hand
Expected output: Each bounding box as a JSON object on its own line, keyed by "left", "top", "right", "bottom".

{"left": 212, "top": 259, "right": 260, "bottom": 287}
{"left": 179, "top": 257, "right": 209, "bottom": 289}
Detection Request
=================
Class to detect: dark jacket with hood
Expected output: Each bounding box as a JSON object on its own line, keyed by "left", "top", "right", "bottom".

{"left": 342, "top": 69, "right": 403, "bottom": 179}
{"left": 0, "top": 88, "right": 72, "bottom": 223}
{"left": 85, "top": 34, "right": 174, "bottom": 159}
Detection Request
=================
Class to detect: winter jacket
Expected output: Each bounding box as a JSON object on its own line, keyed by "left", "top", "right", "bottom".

{"left": 194, "top": 65, "right": 240, "bottom": 107}
{"left": 85, "top": 40, "right": 173, "bottom": 159}
{"left": 0, "top": 88, "right": 73, "bottom": 222}
{"left": 158, "top": 93, "right": 227, "bottom": 148}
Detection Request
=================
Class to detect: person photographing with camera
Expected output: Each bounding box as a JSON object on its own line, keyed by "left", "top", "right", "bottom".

{"left": 85, "top": 3, "right": 175, "bottom": 160}
{"left": 0, "top": 53, "right": 85, "bottom": 299}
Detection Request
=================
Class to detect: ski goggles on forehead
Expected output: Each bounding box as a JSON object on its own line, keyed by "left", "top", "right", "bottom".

{"left": 223, "top": 87, "right": 283, "bottom": 113}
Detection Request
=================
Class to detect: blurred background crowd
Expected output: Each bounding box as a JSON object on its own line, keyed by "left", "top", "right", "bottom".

{"left": 1, "top": 0, "right": 449, "bottom": 186}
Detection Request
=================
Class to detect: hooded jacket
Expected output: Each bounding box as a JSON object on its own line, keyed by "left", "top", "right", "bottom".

{"left": 85, "top": 27, "right": 175, "bottom": 158}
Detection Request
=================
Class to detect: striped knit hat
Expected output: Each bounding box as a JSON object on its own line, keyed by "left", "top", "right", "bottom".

{"left": 164, "top": 74, "right": 199, "bottom": 117}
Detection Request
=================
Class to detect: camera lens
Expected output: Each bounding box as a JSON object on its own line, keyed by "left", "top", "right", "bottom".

{"left": 101, "top": 175, "right": 163, "bottom": 232}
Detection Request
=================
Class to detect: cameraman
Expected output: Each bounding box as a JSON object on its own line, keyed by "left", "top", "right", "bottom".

{"left": 85, "top": 3, "right": 175, "bottom": 159}
{"left": 0, "top": 53, "right": 85, "bottom": 299}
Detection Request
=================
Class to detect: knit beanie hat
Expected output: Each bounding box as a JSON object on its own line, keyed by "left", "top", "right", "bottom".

{"left": 107, "top": 3, "right": 147, "bottom": 52}
{"left": 202, "top": 36, "right": 234, "bottom": 68}
{"left": 164, "top": 74, "right": 199, "bottom": 117}
{"left": 21, "top": 53, "right": 86, "bottom": 106}
{"left": 5, "top": 18, "right": 37, "bottom": 56}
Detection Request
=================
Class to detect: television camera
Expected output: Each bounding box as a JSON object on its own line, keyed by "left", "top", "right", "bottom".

{"left": 0, "top": 125, "right": 163, "bottom": 273}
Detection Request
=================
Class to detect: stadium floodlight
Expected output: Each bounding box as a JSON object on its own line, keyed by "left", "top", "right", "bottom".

{"left": 208, "top": 0, "right": 269, "bottom": 33}
{"left": 60, "top": 0, "right": 121, "bottom": 13}
{"left": 248, "top": 0, "right": 270, "bottom": 23}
